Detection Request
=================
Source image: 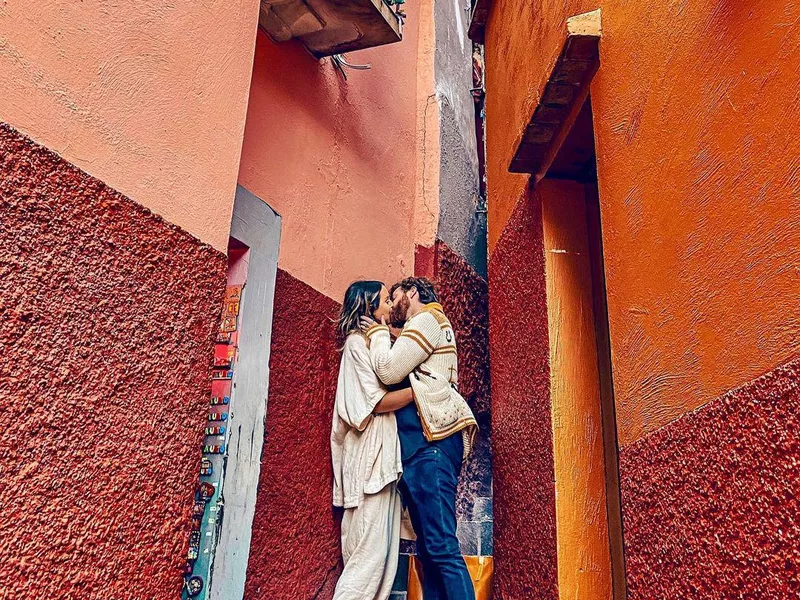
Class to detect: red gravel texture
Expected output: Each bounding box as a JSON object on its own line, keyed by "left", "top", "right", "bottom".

{"left": 620, "top": 357, "right": 800, "bottom": 599}
{"left": 487, "top": 189, "right": 558, "bottom": 600}
{"left": 244, "top": 269, "right": 343, "bottom": 600}
{"left": 0, "top": 122, "right": 227, "bottom": 598}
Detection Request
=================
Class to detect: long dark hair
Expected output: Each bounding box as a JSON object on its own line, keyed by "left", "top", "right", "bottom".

{"left": 336, "top": 280, "right": 384, "bottom": 342}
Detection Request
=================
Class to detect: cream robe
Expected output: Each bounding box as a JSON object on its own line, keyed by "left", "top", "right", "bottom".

{"left": 331, "top": 334, "right": 403, "bottom": 600}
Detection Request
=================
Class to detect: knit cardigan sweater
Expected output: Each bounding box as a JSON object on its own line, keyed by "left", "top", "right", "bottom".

{"left": 366, "top": 303, "right": 477, "bottom": 459}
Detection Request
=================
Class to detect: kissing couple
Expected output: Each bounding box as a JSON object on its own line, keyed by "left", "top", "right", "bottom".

{"left": 330, "top": 277, "right": 478, "bottom": 600}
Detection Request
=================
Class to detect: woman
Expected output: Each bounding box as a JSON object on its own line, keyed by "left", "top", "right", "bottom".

{"left": 331, "top": 281, "right": 416, "bottom": 600}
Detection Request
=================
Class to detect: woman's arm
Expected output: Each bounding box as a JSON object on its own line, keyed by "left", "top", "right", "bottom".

{"left": 373, "top": 387, "right": 414, "bottom": 414}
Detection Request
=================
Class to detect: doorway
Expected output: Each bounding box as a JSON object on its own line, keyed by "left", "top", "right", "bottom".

{"left": 541, "top": 97, "right": 626, "bottom": 600}
{"left": 182, "top": 186, "right": 282, "bottom": 600}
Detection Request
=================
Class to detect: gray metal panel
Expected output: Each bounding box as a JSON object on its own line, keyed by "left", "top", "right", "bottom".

{"left": 208, "top": 186, "right": 281, "bottom": 600}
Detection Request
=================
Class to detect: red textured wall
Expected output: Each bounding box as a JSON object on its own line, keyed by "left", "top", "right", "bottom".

{"left": 0, "top": 123, "right": 227, "bottom": 598}
{"left": 620, "top": 358, "right": 800, "bottom": 599}
{"left": 244, "top": 269, "right": 343, "bottom": 600}
{"left": 423, "top": 241, "right": 492, "bottom": 518}
{"left": 487, "top": 190, "right": 558, "bottom": 599}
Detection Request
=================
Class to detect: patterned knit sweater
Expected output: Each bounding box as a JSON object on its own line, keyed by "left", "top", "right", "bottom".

{"left": 366, "top": 303, "right": 477, "bottom": 458}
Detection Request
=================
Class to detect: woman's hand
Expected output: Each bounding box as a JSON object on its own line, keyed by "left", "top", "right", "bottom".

{"left": 359, "top": 315, "right": 386, "bottom": 333}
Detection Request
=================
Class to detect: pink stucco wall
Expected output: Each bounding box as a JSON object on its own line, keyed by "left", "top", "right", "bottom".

{"left": 237, "top": 21, "right": 425, "bottom": 300}
{"left": 0, "top": 0, "right": 260, "bottom": 251}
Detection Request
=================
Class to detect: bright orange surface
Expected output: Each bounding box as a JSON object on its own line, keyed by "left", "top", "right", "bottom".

{"left": 238, "top": 15, "right": 429, "bottom": 300}
{"left": 0, "top": 0, "right": 260, "bottom": 251}
{"left": 542, "top": 179, "right": 613, "bottom": 600}
{"left": 485, "top": 1, "right": 800, "bottom": 446}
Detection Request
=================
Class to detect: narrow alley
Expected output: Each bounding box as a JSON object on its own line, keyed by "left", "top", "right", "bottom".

{"left": 1, "top": 1, "right": 798, "bottom": 599}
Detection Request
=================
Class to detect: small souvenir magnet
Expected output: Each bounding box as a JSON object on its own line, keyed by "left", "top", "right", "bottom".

{"left": 210, "top": 396, "right": 230, "bottom": 406}
{"left": 198, "top": 482, "right": 216, "bottom": 501}
{"left": 208, "top": 412, "right": 228, "bottom": 422}
{"left": 215, "top": 332, "right": 232, "bottom": 344}
{"left": 205, "top": 426, "right": 225, "bottom": 436}
{"left": 202, "top": 444, "right": 225, "bottom": 454}
{"left": 186, "top": 575, "right": 204, "bottom": 598}
{"left": 225, "top": 300, "right": 240, "bottom": 316}
{"left": 225, "top": 286, "right": 242, "bottom": 302}
{"left": 220, "top": 315, "right": 237, "bottom": 333}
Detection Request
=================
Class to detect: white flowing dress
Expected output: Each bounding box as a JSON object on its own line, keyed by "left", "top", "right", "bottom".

{"left": 331, "top": 334, "right": 404, "bottom": 600}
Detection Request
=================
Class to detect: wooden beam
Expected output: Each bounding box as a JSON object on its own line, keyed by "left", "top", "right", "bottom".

{"left": 508, "top": 9, "right": 602, "bottom": 178}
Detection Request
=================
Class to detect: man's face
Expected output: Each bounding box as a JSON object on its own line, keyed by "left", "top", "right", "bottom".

{"left": 389, "top": 288, "right": 411, "bottom": 327}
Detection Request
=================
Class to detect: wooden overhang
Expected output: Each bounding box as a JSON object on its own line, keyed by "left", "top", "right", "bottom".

{"left": 259, "top": 0, "right": 402, "bottom": 59}
{"left": 508, "top": 9, "right": 602, "bottom": 178}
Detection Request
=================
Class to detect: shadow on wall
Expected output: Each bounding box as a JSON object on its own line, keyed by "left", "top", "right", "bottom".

{"left": 245, "top": 30, "right": 417, "bottom": 176}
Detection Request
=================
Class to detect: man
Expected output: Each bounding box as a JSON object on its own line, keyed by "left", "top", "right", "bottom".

{"left": 361, "top": 277, "right": 477, "bottom": 600}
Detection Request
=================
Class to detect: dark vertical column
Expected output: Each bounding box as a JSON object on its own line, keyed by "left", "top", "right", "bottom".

{"left": 584, "top": 180, "right": 627, "bottom": 600}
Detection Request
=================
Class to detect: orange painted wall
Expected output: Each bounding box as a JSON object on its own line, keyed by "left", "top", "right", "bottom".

{"left": 0, "top": 0, "right": 260, "bottom": 251}
{"left": 542, "top": 179, "right": 613, "bottom": 600}
{"left": 485, "top": 1, "right": 800, "bottom": 446}
{"left": 238, "top": 6, "right": 428, "bottom": 301}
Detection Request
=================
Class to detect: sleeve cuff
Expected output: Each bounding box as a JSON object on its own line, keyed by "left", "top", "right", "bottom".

{"left": 365, "top": 323, "right": 390, "bottom": 338}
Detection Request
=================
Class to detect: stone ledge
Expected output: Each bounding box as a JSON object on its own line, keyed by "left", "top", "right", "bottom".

{"left": 259, "top": 0, "right": 402, "bottom": 58}
{"left": 508, "top": 9, "right": 601, "bottom": 177}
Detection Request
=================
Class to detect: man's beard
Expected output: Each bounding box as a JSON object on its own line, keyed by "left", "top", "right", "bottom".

{"left": 389, "top": 294, "right": 410, "bottom": 328}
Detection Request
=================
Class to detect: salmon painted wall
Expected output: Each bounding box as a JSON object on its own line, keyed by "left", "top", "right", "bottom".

{"left": 237, "top": 4, "right": 428, "bottom": 301}
{"left": 484, "top": 0, "right": 800, "bottom": 445}
{"left": 0, "top": 0, "right": 260, "bottom": 251}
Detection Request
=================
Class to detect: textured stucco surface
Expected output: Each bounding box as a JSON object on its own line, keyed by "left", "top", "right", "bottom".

{"left": 244, "top": 269, "right": 342, "bottom": 600}
{"left": 238, "top": 25, "right": 423, "bottom": 302}
{"left": 620, "top": 358, "right": 800, "bottom": 598}
{"left": 426, "top": 242, "right": 492, "bottom": 536}
{"left": 433, "top": 0, "right": 485, "bottom": 276}
{"left": 487, "top": 191, "right": 558, "bottom": 599}
{"left": 542, "top": 180, "right": 613, "bottom": 599}
{"left": 0, "top": 123, "right": 227, "bottom": 598}
{"left": 0, "top": 0, "right": 260, "bottom": 251}
{"left": 484, "top": 0, "right": 800, "bottom": 447}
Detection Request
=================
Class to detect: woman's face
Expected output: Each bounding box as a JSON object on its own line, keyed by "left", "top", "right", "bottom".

{"left": 371, "top": 285, "right": 393, "bottom": 323}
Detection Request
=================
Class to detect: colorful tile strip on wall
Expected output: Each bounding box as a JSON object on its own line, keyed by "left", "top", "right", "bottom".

{"left": 182, "top": 286, "right": 243, "bottom": 599}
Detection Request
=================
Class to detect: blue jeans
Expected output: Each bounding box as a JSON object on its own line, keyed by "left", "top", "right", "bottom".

{"left": 399, "top": 441, "right": 475, "bottom": 600}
